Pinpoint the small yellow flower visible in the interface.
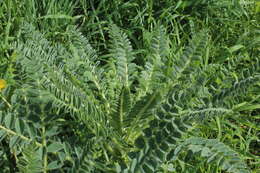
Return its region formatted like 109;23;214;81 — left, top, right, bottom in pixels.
0;79;7;90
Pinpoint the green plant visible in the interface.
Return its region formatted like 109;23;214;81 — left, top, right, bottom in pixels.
0;0;259;172
0;21;259;172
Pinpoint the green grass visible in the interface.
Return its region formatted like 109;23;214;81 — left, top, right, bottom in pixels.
0;0;259;172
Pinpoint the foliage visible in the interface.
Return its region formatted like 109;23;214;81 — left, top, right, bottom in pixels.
0;0;259;172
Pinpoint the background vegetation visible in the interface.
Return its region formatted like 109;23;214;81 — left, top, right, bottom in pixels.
0;0;259;172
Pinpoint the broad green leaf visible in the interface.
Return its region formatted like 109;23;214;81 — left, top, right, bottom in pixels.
111;86;131;133
47;161;62;170
5;113;14;128
201;147;211;157
228;45;244;53
26;124;36;139
47;142;64;153
15;118;25;134
10;136;20;148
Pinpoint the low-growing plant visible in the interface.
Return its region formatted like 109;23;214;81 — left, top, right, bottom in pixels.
0;21;259;172
0;0;259;173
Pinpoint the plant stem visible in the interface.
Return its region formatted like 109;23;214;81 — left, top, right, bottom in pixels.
0;125;42;147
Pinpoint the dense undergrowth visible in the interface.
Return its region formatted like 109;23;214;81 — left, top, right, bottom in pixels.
0;0;259;172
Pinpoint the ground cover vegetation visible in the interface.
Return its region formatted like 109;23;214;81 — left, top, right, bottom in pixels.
0;0;259;172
